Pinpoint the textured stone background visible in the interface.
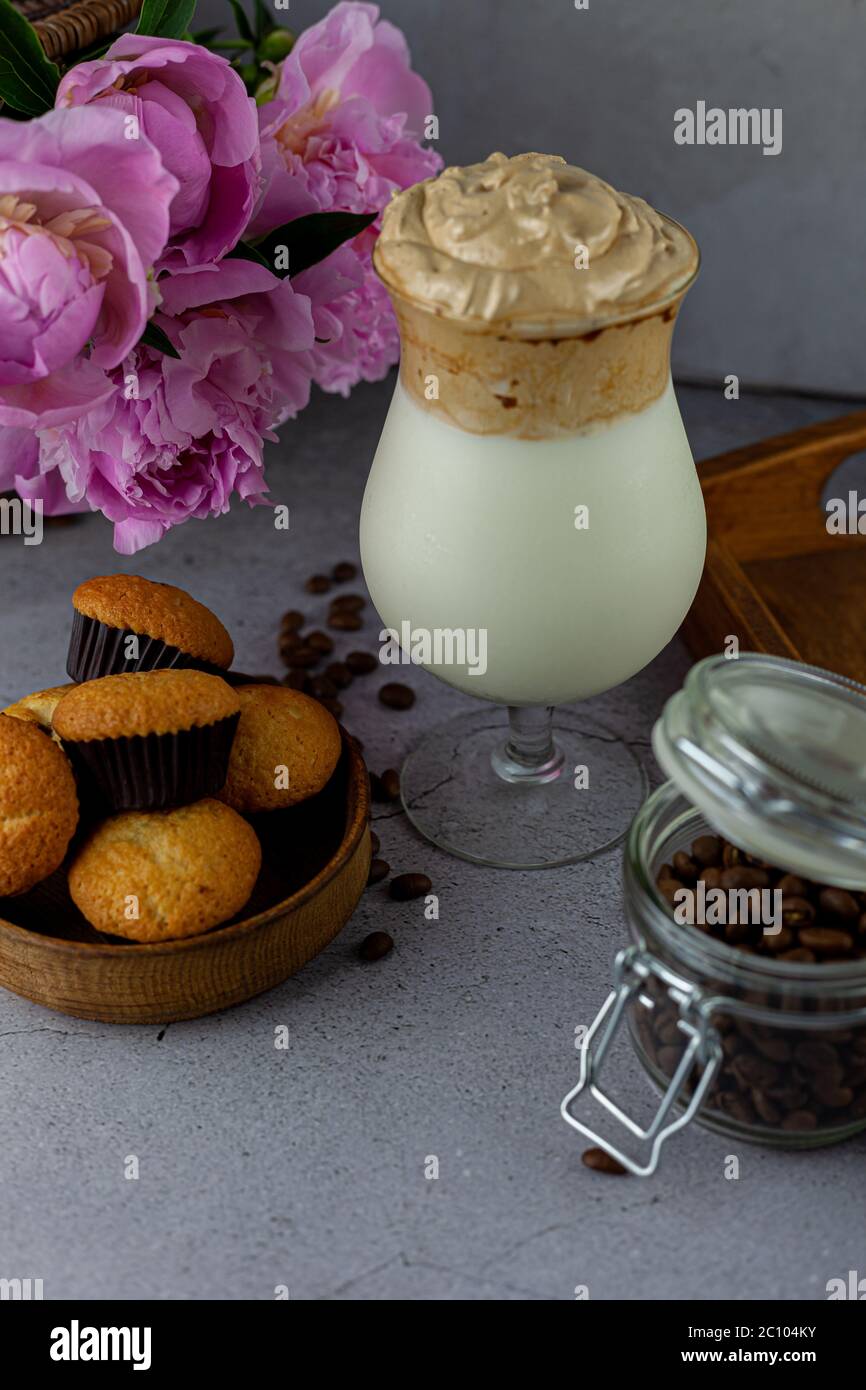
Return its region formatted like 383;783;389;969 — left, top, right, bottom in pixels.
1;375;864;1300
192;0;866;396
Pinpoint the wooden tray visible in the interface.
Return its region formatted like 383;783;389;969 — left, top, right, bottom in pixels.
682;410;866;682
0;732;371;1024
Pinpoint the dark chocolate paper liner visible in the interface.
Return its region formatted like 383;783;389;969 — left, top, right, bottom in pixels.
62;713;240;813
66;611;229;684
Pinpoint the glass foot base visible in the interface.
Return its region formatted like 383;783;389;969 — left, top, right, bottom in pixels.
400;707;648;869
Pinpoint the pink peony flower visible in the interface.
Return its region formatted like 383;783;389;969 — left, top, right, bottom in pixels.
0;105;177;432
57;36;259;273
252;1;442;392
26;258;340;553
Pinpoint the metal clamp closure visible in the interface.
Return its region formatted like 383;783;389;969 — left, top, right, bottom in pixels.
561;945;723;1176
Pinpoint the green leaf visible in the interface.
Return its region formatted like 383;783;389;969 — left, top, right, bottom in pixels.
137;0;197;41
139;321;181;359
209;38;253;50
227;239;271;270
252;0;273;43
0;0;59;116
255;211;378;280
227;0;255;45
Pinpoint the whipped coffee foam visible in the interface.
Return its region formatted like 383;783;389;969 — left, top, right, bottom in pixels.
374;152;698;336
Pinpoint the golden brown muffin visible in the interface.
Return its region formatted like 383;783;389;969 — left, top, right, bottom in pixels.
0;714;79;896
72;575;234;669
53;670;239;743
68;799;262;942
218;685;341;813
3;684;77;730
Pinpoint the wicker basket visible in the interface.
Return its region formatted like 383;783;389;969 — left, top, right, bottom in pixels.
14;0;142;61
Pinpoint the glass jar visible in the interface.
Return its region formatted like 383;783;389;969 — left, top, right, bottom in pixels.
562;653;866;1174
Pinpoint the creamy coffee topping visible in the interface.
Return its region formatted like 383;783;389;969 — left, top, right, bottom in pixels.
374;152;698;336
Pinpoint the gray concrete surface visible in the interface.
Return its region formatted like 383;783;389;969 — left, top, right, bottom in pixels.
0;374;864;1301
193;0;866;398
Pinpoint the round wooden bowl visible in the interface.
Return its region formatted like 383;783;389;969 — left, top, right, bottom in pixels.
0;732;370;1024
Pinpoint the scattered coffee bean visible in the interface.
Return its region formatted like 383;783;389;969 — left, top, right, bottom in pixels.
318;696;343;719
305;574;332;594
581;1147;628;1176
282;669;311;692
328;611;363;632
325;661;353;689
287;645;320;669
310;674;338;701
380;768;400;802
389;873;432;901
346;650;378;676
798;926;854;955
367;858;390;885
332;561;358;582
379;682;415;710
329;593;366;613
359;930;393;962
306;629;335;654
280;609;305;632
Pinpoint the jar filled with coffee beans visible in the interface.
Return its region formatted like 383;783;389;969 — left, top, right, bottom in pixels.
562;654;866;1174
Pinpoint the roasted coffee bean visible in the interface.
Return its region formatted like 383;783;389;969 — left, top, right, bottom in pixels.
332;561;358;582
379;768;401;802
751;1090;782;1126
280;609;305;632
812;1079;854;1109
798;925;854;955
781;1109;818;1132
851;1090;866;1120
390;872;432;901
582;1147;628;1176
857;912;866;937
319;697;344;718
370;831;381;856
287;645;320;669
657;1045;683;1075
760;926;793;953
752;1034;792;1063
780;895;815;928
724;919;751;945
328;611;363;632
379;682;415;710
346;650;378;675
720;866;770;891
359;930;393;961
731;1053;780;1090
722;842;745;868
279;629;302;653
819;887;859;921
656;1019;682;1047
777;947;816;963
656;877;684;908
305;574;332;594
719;1092;758;1125
793;1040;841;1073
777;873;809;897
282;669;311;692
329;593;366;613
307;629;335;654
702;866;723;890
672;850;699;883
367;858;390;885
325;661;353;689
691;834;722;867
310;674;338;701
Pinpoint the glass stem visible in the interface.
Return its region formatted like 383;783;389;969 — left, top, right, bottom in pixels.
491;705;565;785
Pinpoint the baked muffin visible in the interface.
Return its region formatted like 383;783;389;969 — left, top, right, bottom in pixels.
218;685;341;813
0;714;79;896
3;684;76;732
67;574;234;682
68;799;262;942
53;670;240;812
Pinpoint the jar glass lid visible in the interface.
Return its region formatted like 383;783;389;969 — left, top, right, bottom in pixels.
652;653;866;887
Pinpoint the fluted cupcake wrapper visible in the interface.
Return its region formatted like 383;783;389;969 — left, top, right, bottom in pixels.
66;611;229;684
61;714;240;814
